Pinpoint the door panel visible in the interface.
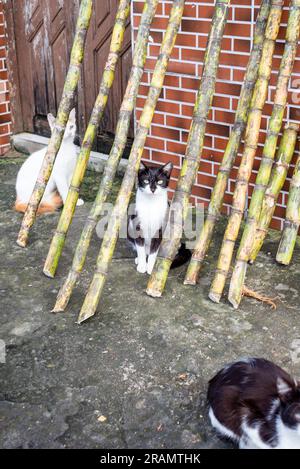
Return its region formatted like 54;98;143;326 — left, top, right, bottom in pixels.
82;0;133;151
13;0;133;150
13;0;73;135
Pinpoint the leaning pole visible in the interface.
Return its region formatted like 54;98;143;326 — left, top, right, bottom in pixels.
184;0;271;285
146;0;231;298
43;0;131;279
53;0;160;313
77;0;186;324
17;0;93;248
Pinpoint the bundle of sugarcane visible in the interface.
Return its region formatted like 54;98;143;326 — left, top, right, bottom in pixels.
276;154;300;265
146;0;231;298
247;124;299;265
16;0;93;248
184;0;272;286
52;0;159;313
209;0;283;304
228;0;300;309
43;0;131;279
77;0;186;324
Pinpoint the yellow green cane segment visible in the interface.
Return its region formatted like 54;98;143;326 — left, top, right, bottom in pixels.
77;0;186;323
44;0;131;278
184;0;272;286
52;0;160;312
17;0;93;248
208;0;283;303
147;0;231;298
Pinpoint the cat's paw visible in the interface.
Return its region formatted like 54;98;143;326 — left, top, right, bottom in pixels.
135;257;138;265
77;198;84;207
137;262;147;274
147;265;154;275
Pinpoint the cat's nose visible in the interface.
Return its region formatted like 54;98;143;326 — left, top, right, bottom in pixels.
151;187;156;193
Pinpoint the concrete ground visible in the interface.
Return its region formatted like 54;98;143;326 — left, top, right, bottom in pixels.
1;152;300;449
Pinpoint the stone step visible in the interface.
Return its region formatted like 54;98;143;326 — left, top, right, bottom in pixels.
11;132;128;176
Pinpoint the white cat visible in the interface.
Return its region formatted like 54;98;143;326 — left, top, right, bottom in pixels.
15;109;84;214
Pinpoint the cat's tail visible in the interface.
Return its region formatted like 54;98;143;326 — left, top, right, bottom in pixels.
171;243;192;269
15;193;63;215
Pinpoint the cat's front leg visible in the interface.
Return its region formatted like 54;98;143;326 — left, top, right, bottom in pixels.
55;176;71;204
57;176;84;206
67;174;84;206
147;250;158;275
136;240;147;274
147;234;161;275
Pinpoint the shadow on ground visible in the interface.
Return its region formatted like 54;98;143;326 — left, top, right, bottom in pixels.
1;153;300;449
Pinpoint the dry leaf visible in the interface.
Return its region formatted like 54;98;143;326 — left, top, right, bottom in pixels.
97;415;107;423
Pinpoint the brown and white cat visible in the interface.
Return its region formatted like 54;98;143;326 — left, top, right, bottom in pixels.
208;358;300;449
128;161;191;275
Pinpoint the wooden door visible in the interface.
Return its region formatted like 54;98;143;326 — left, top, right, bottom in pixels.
12;0;77;136
11;0;132;151
82;0;132;152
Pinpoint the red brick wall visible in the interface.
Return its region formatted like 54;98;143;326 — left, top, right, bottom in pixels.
0;1;12;156
132;0;300;231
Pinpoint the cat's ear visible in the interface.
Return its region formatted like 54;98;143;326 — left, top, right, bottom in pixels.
47;113;56;132
277;377;293;400
139;161;147;172
69;108;76;124
161;162;173;177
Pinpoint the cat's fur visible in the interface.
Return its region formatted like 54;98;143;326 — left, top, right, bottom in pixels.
15;109;84;214
208;358;300;449
128;161;191;275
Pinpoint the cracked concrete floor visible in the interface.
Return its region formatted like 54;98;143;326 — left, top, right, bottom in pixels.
1;153;300;449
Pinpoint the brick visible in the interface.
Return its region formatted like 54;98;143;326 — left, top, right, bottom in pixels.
176;33;197;48
151;151;181;168
151;125;180;142
0;112;11;124
166;88;196;104
0;134;10;145
166;140;186;156
156;100;180;115
145;136;165;151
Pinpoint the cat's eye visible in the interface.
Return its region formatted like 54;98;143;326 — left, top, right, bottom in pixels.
144;179;150;184
157;180;164;185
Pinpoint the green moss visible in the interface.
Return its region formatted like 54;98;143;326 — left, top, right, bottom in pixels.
0;155;26;166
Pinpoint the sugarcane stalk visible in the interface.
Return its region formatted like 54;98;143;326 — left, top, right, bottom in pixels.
16;0;93;248
52;0;159;312
77;0;186;324
276;154;300;265
249;123;299;262
43;0;131;278
145;0;231;298
228;0;300;308
184;0;271;286
209;0;283;304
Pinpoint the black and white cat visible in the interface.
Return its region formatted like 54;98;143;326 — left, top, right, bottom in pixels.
208;358;300;449
128;161;191;275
